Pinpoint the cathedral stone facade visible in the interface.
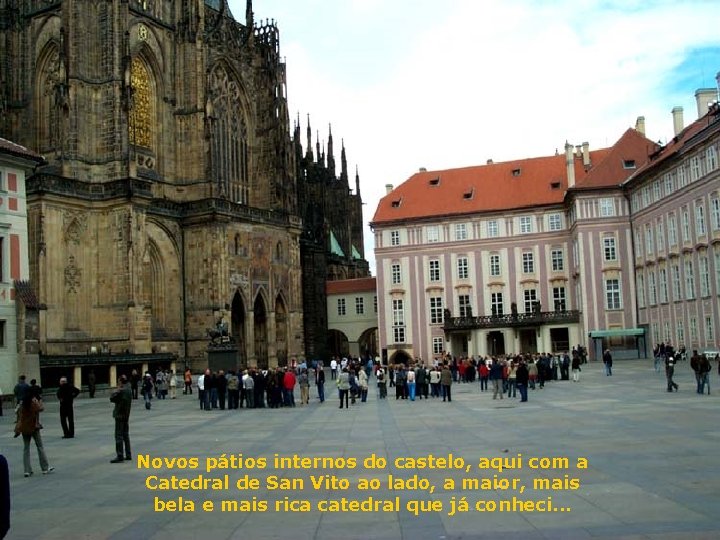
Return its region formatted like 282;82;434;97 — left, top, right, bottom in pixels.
0;0;367;373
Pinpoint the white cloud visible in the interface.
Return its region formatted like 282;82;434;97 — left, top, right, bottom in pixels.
232;0;720;273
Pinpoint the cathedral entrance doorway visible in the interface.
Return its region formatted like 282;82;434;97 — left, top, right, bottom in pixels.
231;291;246;367
254;295;268;368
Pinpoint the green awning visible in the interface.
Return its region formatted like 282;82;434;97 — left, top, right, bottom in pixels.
351;244;362;260
589;328;645;338
329;230;345;257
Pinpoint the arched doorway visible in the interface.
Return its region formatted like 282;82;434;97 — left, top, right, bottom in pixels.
231;291;246;366
327;329;349;359
275;295;288;367
389;350;413;366
254;294;268;368
358;327;379;358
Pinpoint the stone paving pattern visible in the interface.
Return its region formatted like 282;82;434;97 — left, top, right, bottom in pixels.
2;360;719;540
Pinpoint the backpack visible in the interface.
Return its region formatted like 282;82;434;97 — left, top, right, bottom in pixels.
377;369;385;382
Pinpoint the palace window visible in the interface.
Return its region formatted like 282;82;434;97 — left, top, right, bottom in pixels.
491;292;504;316
429;296;444;324
605;279;622;310
457;257;469;280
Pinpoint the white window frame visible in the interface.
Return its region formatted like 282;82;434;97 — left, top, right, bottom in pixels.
457;256;469;280
645;224;654;255
699;254;710;297
599;198;615;217
685;259;695;300
429;259;440;282
603;236;617;262
553;286;566;311
519;216;533;234
523;288;537;313
458;294;471;317
489;253;501;277
337;298;346;316
668;214;678;246
712;197;720;231
707;145;718;172
391;263;401;285
659;268;668;304
696;201;707;236
392;299;405;343
656;220;665;252
486;220;499;238
672;263;682;301
637;272;645;308
605;279;622;310
355;297;364;315
705;316;714;343
429;296;444;324
491;292;504;316
682;210;691;243
390;230;400;246
664;173;673;196
551;249;564;272
648;270;657;305
426;226;439;243
548;213;562;231
432;337;444;355
454;223;467;241
522;251;535;274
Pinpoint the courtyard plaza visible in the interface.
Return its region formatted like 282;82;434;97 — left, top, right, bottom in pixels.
2;359;719;540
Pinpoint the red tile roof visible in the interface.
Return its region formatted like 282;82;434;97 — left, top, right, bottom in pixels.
626;105;720;184
0;137;44;165
371;129;660;225
326;277;376;295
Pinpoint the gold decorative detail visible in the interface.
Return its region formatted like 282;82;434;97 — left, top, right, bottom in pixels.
138;24;149;41
129;57;153;149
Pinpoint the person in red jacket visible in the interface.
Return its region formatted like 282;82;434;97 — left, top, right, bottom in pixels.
282;368;296;407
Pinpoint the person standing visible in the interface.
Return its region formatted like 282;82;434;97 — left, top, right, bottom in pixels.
183;368;193;395
516;360;529;402
227;371;239;409
665;354;679;392
15;395;53;477
406;367;416;401
690;350;703;393
141;373;154;410
490;359;504;399
13;375;29;405
571;353;581;382
440;363;453;402
299;369;310;405
56;377;80;439
376;365;387;399
130;369;140;400
359;368;369;402
87;370;97;398
330;357;338;380
316;364;325;403
603;349;613;376
337;368;350;409
110;375;132;463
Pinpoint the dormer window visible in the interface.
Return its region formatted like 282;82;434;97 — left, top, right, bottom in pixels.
512;168;521;176
429;177;440;186
391;198;402;208
463;188;474;200
623;159;636;169
550;181;561;189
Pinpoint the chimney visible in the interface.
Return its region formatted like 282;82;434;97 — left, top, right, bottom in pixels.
695;88;718;118
385;184;393;195
419;167;427;172
635;116;646;135
486;159;493;165
565;142;575;189
581;142;590;168
672;106;684;136
575;144;581;157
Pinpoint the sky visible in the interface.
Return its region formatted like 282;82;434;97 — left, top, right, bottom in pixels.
228;0;720;275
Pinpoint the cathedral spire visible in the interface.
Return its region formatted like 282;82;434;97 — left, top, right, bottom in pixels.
340;138;348;183
246;0;254;27
355;165;361;196
306;114;313;161
315;131;321;165
327;124;336;177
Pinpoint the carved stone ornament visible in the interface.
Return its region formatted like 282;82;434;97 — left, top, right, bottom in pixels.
63;210;88;245
65;255;81;293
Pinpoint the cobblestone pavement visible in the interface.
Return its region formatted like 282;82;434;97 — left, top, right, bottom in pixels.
1;359;719;540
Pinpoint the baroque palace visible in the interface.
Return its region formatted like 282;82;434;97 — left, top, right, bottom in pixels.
0;0;367;389
372;81;720;365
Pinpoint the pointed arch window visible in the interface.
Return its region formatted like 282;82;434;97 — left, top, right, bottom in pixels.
35;44;64;155
209;66;249;205
129;56;155;150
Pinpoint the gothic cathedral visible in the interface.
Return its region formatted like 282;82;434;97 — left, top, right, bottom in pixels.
0;0;368;370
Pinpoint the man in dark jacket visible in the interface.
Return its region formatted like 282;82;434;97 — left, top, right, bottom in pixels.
516;361;530;402
56;377;80;438
110;375;132;463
